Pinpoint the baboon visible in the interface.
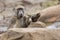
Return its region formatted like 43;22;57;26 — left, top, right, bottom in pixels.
8;8;31;28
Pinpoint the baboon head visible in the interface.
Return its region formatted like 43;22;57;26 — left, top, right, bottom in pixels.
16;8;24;19
31;13;40;22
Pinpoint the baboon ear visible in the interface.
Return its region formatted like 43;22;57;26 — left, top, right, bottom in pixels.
31;13;40;22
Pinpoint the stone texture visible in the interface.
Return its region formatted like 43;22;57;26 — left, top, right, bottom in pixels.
0;0;51;16
0;28;60;40
38;5;60;23
0;2;5;13
28;21;46;28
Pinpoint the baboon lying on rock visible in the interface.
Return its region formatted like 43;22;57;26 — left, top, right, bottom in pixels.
38;5;60;23
9;8;31;28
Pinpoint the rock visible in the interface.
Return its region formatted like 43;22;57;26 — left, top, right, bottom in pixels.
0;14;4;20
38;5;60;23
28;21;46;28
22;0;50;4
0;30;24;40
1;28;60;40
0;20;9;34
0;2;5;13
0;0;51;16
46;22;60;29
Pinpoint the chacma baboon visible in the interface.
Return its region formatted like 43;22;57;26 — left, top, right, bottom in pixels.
15;8;24;19
8;8;31;28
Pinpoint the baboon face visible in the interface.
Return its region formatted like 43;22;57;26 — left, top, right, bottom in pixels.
31;13;40;22
16;8;24;19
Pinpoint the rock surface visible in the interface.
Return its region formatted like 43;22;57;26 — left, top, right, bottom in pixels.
0;0;54;16
28;21;46;28
46;22;60;29
0;28;60;40
38;5;60;23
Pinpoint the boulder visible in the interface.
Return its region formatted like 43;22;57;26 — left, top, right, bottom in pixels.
0;28;60;40
38;5;60;23
28;21;46;28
